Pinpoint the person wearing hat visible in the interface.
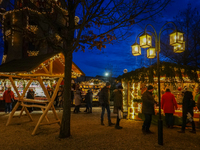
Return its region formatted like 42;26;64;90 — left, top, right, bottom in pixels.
99;82;114;126
113;85;123;129
142;85;157;134
3;87;15;113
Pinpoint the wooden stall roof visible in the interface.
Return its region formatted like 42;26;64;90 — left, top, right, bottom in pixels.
0;52;85;78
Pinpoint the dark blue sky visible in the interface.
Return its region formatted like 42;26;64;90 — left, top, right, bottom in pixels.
73;0;200;77
0;0;199;77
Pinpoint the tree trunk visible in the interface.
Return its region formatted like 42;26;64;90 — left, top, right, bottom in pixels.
59;50;72;138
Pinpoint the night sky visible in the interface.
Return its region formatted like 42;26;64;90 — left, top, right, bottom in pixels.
72;0;200;77
0;0;199;77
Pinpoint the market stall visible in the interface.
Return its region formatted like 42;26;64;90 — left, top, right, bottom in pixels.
0;52;85;135
79;79;106;101
117;62;200;120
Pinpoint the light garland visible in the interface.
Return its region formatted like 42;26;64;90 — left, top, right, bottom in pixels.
1;55;7;64
27;50;39;56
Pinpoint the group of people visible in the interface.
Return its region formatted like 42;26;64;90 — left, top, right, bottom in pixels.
98;82;124;129
3;82;200;133
2;85;64;114
73;84;93;113
72;81;124;130
142;84;200;134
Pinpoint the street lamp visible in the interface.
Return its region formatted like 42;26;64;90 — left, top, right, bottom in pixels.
105;72;109;76
132;22;185;145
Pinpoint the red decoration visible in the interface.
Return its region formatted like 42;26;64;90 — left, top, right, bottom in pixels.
178;87;182;91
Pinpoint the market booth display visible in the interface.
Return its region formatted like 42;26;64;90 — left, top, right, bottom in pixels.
117;62;200;120
0;52;84;135
79;79;106;101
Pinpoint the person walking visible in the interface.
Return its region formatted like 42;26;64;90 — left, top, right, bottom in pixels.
142;85;156;134
74;84;82;113
3;87;15;113
84;89;93;113
178;87;196;133
161;88;178;128
113;85;123;129
99;82;114;126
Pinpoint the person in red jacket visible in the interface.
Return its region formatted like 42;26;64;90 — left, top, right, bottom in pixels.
161;88;178;128
3;87;15;113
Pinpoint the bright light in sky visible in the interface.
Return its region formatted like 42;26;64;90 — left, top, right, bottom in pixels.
105;72;109;76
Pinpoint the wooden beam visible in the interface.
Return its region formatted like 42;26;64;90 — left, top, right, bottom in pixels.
9;77;20;98
49;59;53;75
6;102;20;126
41;63;50;74
41;108;50;123
37;77;51;101
19;99;48;104
21;104;47;109
50;78;63;124
21;79;33;99
17;73;64;78
0;73;36;79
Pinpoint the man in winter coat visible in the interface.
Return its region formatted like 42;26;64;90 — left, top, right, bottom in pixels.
161;89;178;128
99;82;114;126
142;85;156;134
113;85;123;129
3;87;15;113
178;87;196;133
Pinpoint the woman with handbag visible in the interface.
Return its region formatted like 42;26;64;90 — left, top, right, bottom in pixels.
3;87;15;113
113;85;123;129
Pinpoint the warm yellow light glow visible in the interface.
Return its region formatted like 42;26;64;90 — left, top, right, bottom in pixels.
147;47;156;58
139;33;152;48
170;31;184;46
173;41;185;53
131;43;141;56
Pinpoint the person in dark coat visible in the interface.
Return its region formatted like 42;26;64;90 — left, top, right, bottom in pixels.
113;85;123;129
142;85;157;134
26;88;35;113
161;89;178;128
84;89;93;113
178;87;196;133
99;82;114;126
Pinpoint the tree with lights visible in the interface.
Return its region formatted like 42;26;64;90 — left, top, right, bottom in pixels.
0;0;172;138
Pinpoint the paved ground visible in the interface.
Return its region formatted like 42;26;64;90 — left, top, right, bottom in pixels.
0;107;200;150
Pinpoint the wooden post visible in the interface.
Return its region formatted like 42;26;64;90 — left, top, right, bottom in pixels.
41;63;50;74
32;77;63;135
49;59;53;75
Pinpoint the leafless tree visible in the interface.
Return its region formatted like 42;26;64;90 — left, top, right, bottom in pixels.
160;4;200;67
0;0;172;138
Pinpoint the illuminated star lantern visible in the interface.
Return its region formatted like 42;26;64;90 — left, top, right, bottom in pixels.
131;43;141;56
139;33;152;48
147;47;156;58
